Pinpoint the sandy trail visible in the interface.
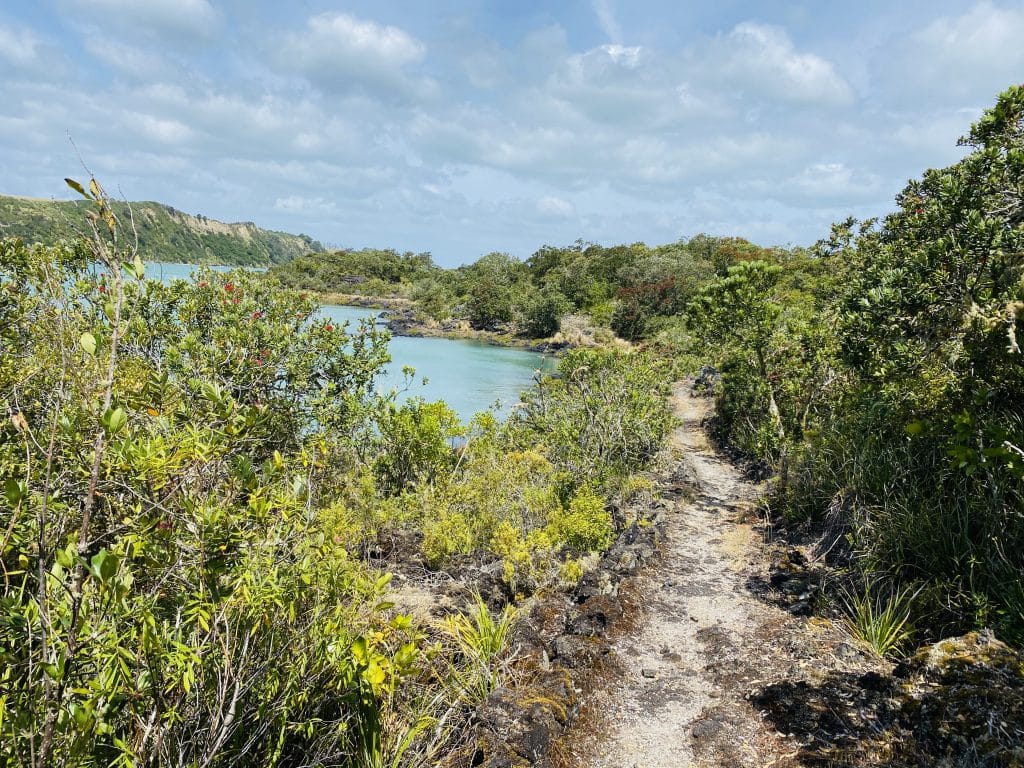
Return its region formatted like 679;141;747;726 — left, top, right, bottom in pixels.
561;382;777;767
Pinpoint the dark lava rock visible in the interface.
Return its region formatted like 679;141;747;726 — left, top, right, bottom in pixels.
550;634;606;668
691;717;725;741
475;686;565;768
568;594;623;637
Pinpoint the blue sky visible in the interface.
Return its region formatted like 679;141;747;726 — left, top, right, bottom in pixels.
1;1;1022;265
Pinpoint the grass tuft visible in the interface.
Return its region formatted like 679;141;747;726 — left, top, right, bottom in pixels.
840;578;920;658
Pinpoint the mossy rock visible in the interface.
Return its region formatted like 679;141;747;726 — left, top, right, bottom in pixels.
897;630;1024;766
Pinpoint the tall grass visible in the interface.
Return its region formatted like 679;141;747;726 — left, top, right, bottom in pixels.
779;397;1024;645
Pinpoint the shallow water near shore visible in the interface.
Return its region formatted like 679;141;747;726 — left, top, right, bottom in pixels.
147;262;552;422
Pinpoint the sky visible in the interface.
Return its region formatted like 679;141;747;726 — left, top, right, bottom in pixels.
1;1;1022;266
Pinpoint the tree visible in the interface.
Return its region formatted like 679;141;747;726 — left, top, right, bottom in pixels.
466;277;514;330
519;289;569;338
687;260;786;445
825;84;1024;466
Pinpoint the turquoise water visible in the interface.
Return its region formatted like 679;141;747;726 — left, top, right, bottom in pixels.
143;262;264;280
146;263;551;422
321;304;551;422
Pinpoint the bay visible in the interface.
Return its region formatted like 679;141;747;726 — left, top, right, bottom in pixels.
146;262;552;422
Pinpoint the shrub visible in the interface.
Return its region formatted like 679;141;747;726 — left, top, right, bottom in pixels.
547;485;615;552
519;289;569;338
0;184;419;767
373;399;465;494
514;348;675;487
466;277;514;329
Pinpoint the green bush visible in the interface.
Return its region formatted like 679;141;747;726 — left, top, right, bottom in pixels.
0;186;431;767
466;277;514;329
514;348;675;487
519;289;569;338
547;485;615;552
373;399;465;494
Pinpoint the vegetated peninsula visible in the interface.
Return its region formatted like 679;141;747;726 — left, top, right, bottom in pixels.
268;236;784;348
0;194;322;266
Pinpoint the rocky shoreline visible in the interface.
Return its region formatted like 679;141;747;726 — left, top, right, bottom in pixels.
317;291;572;352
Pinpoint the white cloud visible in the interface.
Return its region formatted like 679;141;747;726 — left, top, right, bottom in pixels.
915;1;1024;62
84;37;169;78
274;13;427;98
0;22;40;68
879;2;1024;105
592;0;623;43
784;162;882;202
602;44;642;67
131;114;195;145
713;22;855;105
5;3;1021;265
275;195;337;215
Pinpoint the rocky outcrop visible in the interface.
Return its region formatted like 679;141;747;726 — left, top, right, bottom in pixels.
897;630;1024;766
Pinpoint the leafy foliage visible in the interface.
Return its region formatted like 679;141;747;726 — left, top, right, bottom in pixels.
269;232;784;342
271;247;438;296
0;182;418;767
514;348;675;487
686;86;1024;646
0;174;684;767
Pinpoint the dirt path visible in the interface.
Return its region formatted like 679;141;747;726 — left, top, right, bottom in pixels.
557;382;867;768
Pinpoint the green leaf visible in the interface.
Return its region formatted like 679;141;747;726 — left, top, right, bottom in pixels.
102;407;128;435
56;547;75;569
90;549;121;583
201;382;222;403
4;478;26;505
394;642;419;671
351;637;369;666
101;552;120;581
80;332;97;356
133;254;145;280
365;661;386;691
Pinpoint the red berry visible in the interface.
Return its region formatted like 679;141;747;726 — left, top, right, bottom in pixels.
224;283;234;292
325;324;334;332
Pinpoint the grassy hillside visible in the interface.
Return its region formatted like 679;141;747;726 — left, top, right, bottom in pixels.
0;194;323;266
